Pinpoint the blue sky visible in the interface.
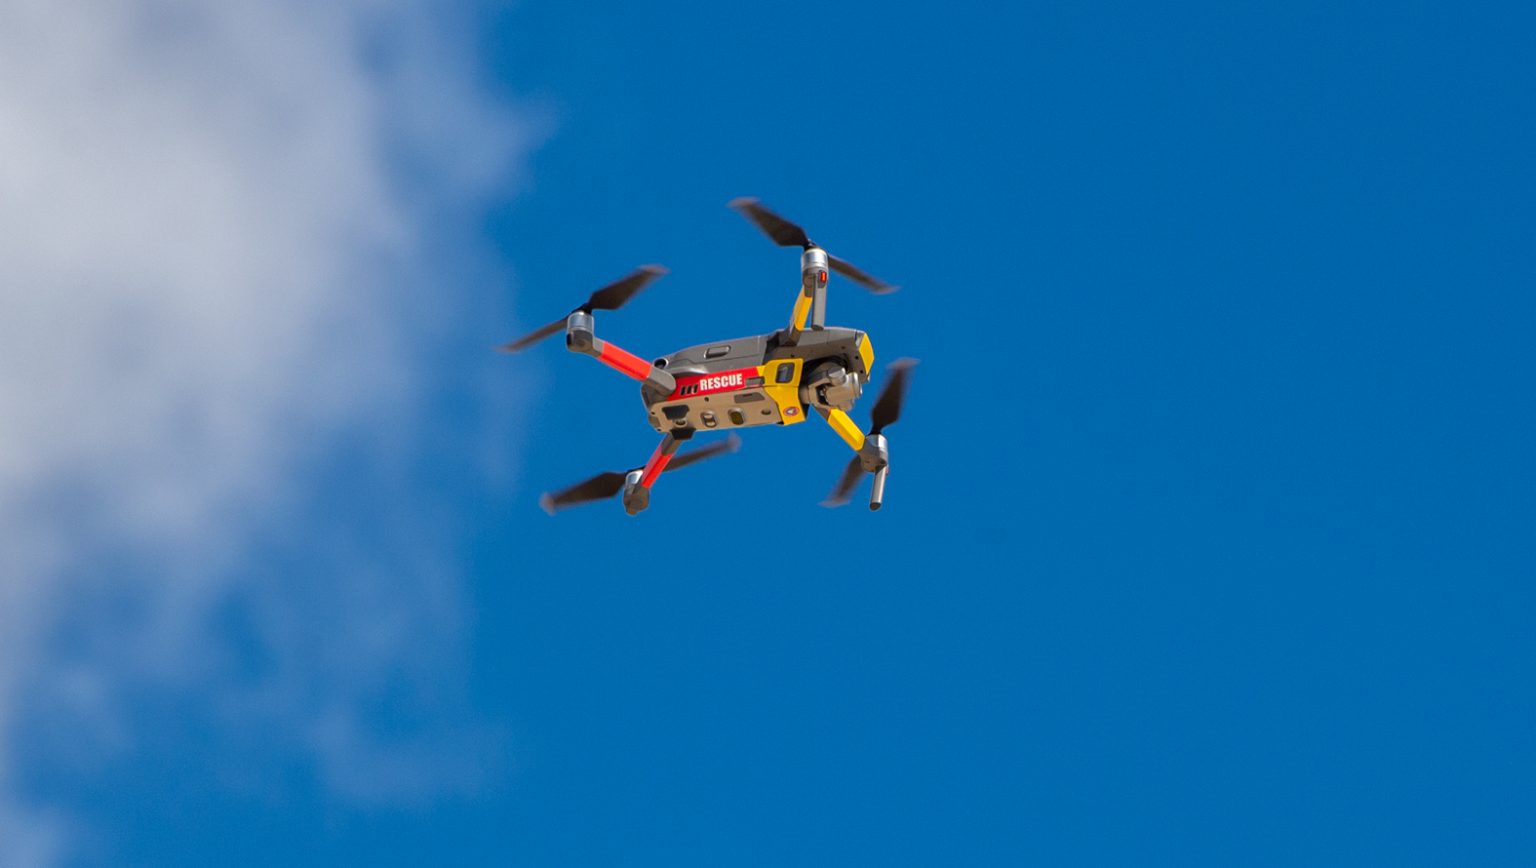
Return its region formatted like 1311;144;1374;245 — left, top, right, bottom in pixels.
2;1;1532;865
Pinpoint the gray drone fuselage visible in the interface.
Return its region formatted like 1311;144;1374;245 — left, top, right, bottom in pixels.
641;326;873;434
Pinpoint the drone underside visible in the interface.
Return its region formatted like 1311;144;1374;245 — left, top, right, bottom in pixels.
642;327;873;434
500;199;914;515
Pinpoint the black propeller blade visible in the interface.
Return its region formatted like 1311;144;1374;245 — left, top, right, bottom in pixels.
822;358;918;507
585;265;667;311
869;357;917;434
821;456;865;508
666;433;742;472
728;197;810;248
498;318;565;353
498;265;667;353
828;254;897;294
729;198;897;293
539;434;742;514
539;471;628;514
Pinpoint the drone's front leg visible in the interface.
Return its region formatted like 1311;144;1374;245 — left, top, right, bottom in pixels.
621;430;689;515
564;311;676;395
814;407;891;509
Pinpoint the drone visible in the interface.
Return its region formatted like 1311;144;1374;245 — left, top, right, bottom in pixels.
499;198;914;516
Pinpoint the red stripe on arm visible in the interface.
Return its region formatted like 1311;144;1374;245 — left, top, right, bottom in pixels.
639;444;675;488
596;341;655;381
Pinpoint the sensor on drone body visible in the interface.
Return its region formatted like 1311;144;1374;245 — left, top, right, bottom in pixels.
499;198;915;515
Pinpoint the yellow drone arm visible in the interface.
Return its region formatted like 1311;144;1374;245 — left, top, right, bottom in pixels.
815;406;866;453
787;285;813;339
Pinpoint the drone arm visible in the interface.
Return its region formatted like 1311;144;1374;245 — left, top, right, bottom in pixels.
787;288;813;337
565;311;676;394
817;406;866;453
783;248;829;346
621;431;688;515
815;406;891;511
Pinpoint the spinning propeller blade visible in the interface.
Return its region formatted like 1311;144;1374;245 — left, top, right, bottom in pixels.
666;433;742;472
821;456;865;508
729;198;896;293
539;434;742;514
869;357;917;434
498;265;667;353
540;472;628;514
586;264;668;311
728;197;810;248
829;254;898;294
498;318;565;353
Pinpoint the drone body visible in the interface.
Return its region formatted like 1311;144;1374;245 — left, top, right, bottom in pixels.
640;326;873;433
501;199;914;516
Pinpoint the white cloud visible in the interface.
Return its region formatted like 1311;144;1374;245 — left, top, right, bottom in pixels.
0;0;533;861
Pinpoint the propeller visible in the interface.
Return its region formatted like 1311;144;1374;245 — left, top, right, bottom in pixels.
498;265;667;353
664;434;742;472
539;434;742;514
822;358;917;507
728;198;898;294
